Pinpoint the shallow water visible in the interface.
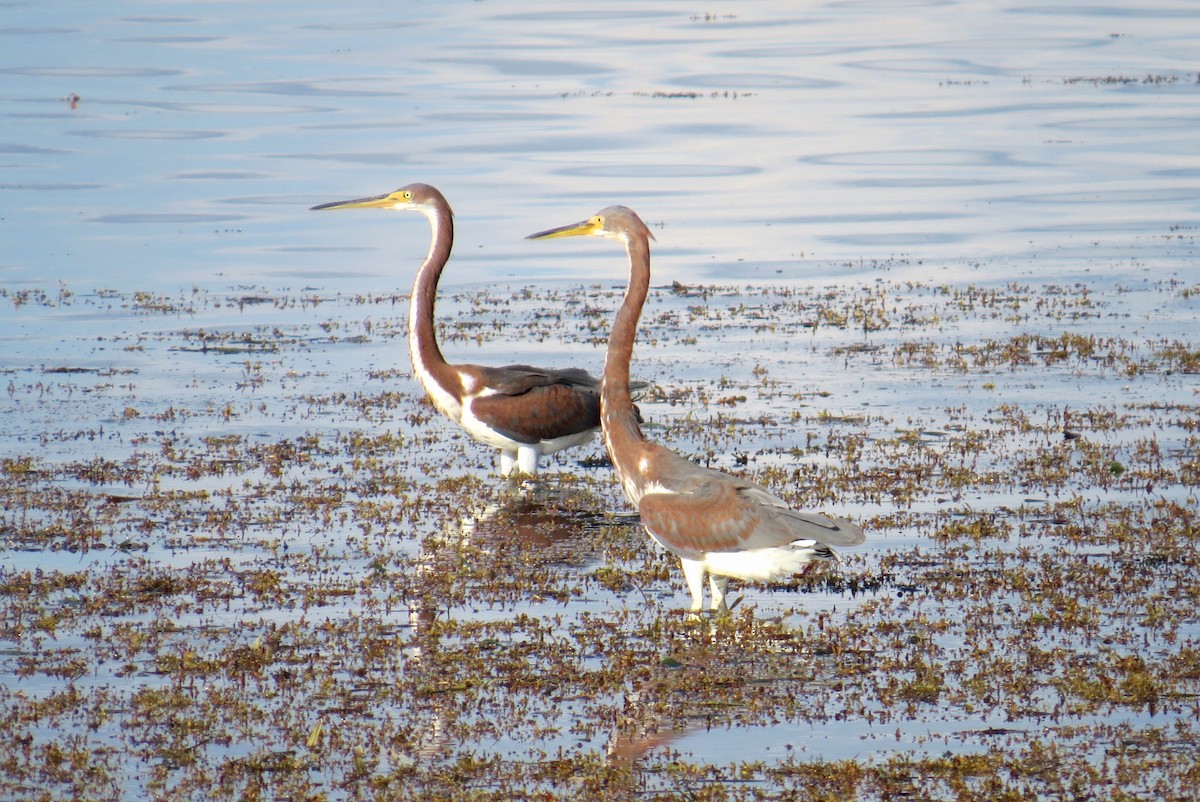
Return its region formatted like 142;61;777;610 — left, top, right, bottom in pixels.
3;1;1200;800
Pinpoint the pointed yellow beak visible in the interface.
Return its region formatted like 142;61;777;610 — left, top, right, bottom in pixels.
310;192;397;212
525;217;603;240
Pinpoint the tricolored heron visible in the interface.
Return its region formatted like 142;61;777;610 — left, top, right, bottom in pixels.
527;206;865;612
311;184;615;477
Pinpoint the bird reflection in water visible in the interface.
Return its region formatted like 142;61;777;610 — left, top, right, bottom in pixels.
406;486;609;623
400;487;833;775
407;492;609;632
400;485;614;762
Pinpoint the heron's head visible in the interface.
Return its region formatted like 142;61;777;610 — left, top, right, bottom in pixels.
526;205;655;244
310;183;447;214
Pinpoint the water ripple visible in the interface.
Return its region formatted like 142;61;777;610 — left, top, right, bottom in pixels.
428;56;606;78
800;149;1035;169
0;182;102;191
671;72;838;90
88;212;249;224
0;27;82;35
844;57;1012;77
166;80;403;98
67;129;227;141
0;66;184;78
556;163;760;179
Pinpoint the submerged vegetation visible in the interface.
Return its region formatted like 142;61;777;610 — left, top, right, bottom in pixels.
1;274;1198;800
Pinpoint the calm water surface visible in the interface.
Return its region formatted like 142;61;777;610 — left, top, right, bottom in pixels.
3;0;1197;294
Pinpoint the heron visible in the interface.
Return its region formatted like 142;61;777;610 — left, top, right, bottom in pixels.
527;206;865;613
311;184;623;477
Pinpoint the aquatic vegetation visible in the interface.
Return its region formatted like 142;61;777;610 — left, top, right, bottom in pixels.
0;275;1197;800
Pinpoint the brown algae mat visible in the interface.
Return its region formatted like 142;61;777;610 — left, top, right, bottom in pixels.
1;272;1199;800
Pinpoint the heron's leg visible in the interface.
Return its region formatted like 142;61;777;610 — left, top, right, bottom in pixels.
680;559;706;612
499;451;517;477
516;446;540;476
709;575;729;612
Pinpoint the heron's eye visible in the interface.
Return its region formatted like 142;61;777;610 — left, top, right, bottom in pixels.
402;191;412;200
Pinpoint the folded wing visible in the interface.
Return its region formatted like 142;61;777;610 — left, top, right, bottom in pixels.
637;454;863;557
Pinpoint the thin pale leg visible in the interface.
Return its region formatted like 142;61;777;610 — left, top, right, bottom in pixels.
499;451;517;477
516;445;540;476
681;558;706;612
709;575;729;612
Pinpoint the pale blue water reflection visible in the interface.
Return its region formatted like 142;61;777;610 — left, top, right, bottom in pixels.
2;0;1197;295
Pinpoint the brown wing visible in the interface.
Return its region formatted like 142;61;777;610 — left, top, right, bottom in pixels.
480;364;650;412
467;372;601;444
637;454;862;557
482;364;602;395
639;478;759;556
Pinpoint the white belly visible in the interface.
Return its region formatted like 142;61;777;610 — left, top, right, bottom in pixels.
459;405;596;455
701;542;821;582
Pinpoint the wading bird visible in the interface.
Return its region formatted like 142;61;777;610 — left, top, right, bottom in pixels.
312;184;621;477
527;207;864;612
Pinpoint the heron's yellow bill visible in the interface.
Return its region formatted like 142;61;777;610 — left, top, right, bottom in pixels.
310;192;399;212
525;217;604;240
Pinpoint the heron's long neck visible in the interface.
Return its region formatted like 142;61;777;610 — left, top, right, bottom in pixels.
408;202;457;398
602;234;651;481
